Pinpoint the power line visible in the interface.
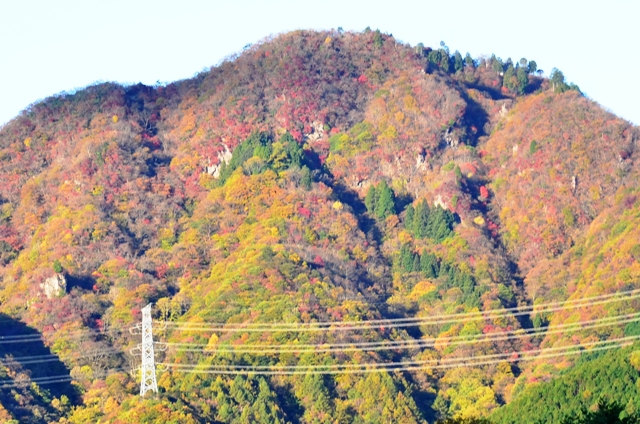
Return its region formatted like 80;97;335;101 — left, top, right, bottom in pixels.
160;290;640;333
0;347;123;366
158;336;639;375
0;367;130;389
0;377;75;389
0;326;124;344
161;312;640;354
3;342;620;384
166;288;640;328
163;336;639;370
164;289;640;329
0;328;106;340
161;337;637;373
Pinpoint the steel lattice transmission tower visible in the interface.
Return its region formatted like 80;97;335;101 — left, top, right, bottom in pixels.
139;303;158;396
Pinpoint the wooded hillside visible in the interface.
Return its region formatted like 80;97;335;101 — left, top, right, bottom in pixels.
0;28;638;423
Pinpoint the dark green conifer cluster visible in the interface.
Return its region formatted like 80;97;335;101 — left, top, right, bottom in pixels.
491;344;640;424
398;245;481;307
365;180;396;219
218;131;306;185
404;199;455;242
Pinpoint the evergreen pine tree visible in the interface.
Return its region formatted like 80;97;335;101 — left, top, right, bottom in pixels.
458;272;474;295
444;264;457;290
373;29;383;48
516;66;529;94
439;49;451;73
465;52;475;68
503;64;516;91
365;184;378;214
433;253;441;276
405;204;415;231
280;132;304;168
413;199;430;238
533;314;543;328
428;206;455;242
300;166;312;190
439;262;450;282
375;180;395;219
454;165;463;180
412;254;421;272
53;259;63;273
491;55;504;74
550;68;568;92
399;244;414;272
453;51;464;72
428;50;442;68
217;160;231;185
420;251;437;278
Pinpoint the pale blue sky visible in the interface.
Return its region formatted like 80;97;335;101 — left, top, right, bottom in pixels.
1;0;637;126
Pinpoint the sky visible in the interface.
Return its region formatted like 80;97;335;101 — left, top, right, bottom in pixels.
1;0;638;126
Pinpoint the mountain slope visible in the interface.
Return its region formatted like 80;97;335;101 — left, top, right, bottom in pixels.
0;28;638;423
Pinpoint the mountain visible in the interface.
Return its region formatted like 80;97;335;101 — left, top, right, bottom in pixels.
0;28;639;423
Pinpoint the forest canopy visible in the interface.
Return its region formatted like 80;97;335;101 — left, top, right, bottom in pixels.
0;27;637;423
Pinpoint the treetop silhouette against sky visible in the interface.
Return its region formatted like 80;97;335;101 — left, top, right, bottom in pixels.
1;0;638;126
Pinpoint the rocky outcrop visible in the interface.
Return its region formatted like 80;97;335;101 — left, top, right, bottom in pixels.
206;145;233;178
40;273;66;299
304;121;325;143
434;194;447;209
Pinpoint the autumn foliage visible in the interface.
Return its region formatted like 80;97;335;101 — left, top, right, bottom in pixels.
0;28;638;423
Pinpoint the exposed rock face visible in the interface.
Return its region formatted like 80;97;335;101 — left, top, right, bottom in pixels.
304;121;325;143
206;145;233;178
500;102;509;117
40;273;66;299
416;153;427;171
434;194;447;209
443;127;459;148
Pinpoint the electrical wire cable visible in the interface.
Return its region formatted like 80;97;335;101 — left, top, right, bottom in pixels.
162;335;640;370
164;289;640;329
160;312;640;354
159;289;640;333
158;336;640;375
0;376;75;389
0;326;125;344
0;367;131;389
167;288;640;328
0;347;124;366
